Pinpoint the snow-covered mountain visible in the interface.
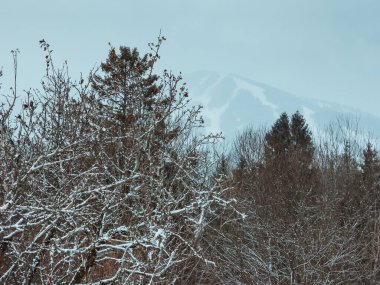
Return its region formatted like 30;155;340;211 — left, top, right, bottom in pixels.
185;71;380;140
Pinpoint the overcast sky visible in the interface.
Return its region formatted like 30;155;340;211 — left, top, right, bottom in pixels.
1;0;380;118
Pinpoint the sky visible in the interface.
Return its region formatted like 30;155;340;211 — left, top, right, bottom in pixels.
1;0;380;118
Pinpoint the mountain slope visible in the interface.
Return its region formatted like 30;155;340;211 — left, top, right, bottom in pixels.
185;71;380;140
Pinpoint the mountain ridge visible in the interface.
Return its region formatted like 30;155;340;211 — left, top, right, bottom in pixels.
184;70;380;141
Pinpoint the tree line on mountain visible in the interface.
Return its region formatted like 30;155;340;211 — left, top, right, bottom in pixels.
0;38;380;284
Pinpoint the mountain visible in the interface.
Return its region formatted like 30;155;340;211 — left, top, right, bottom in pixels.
184;71;380;141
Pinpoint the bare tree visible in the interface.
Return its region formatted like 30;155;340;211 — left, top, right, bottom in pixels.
0;38;242;284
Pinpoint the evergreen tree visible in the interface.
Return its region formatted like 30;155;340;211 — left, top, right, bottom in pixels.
290;111;312;147
215;154;230;178
264;112;291;163
233;155;248;191
261;111;317;221
264;111;314;166
361;142;380;192
91;45;160;118
290;111;314;166
0;39;243;284
336;141;362;217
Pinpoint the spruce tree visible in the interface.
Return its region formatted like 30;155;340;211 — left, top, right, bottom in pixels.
290;111;312;147
361;142;380;192
261;111;316;221
290;111;314;167
264;111;314;165
264;112;291;163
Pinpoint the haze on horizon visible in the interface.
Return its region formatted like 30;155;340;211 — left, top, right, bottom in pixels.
1;0;379;119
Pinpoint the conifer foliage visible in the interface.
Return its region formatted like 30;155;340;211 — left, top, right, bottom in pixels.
362;142;380;192
264;112;291;162
0;38;240;284
264;111;313;165
224;113;380;284
261;112;316;219
1;39;380;284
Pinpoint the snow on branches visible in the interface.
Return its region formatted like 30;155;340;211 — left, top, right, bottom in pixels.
0;38;240;284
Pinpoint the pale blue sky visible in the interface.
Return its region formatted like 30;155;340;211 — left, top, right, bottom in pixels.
1;0;380;118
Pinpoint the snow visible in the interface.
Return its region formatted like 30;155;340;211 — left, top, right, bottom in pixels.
186;71;380;141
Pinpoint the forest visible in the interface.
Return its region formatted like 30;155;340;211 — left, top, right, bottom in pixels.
1;37;380;284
